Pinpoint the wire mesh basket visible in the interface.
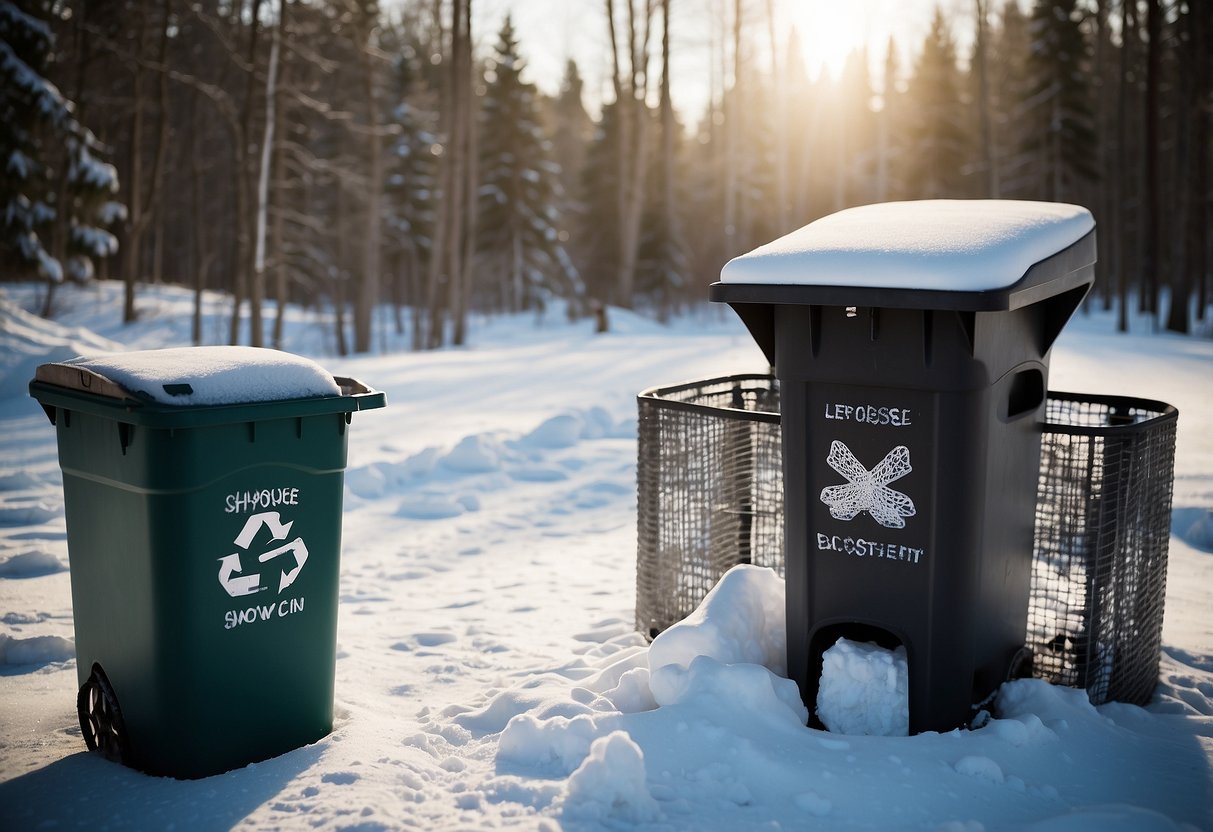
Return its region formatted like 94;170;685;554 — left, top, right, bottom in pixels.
635;375;1178;706
1028;392;1178;705
635;375;783;638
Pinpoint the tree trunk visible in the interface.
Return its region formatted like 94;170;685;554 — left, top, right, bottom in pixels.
1142;0;1161;319
1116;0;1134;332
722;0;740;257
975;0;998;197
251;0;282;349
451;0;474;347
604;0;649;312
354;6;383;354
659;0;678;321
1166;2;1199;334
764;0;789;229
1194;2;1212;322
123;2;148;323
229;0;263;346
271;101;287;350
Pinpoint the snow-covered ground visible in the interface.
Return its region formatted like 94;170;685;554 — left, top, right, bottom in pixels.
0;280;1210;831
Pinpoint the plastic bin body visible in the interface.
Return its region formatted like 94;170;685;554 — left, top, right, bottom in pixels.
31;373;383;778
710;201;1095;733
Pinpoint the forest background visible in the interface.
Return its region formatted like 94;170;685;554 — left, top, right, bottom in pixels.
2;0;1210;354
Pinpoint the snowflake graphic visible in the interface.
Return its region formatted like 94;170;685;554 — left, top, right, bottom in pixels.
819;440;916;529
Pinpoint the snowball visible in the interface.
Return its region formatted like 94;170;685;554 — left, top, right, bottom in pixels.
721;200;1094;292
59;346;341;406
816;638;909;737
562;732;660;823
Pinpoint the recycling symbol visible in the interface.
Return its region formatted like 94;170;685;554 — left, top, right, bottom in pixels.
217;511;309;597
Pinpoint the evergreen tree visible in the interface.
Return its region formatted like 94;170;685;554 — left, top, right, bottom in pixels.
0;0;123;286
384;43;438;313
636;112;687;320
836;49;878;208
548;59;592;222
990;0;1035;197
475;16;581;313
904;8;969;198
1021;0;1097;201
877;36;906;201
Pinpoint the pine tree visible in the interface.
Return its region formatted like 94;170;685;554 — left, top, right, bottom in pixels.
547;59;593;306
475;16;581;314
0;1;123;288
1021;0;1097;202
904;8;969;198
384;43;438;329
990;0;1035;197
549;60;592;223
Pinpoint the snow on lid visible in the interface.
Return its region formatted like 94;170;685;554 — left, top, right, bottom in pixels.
720;200;1095;292
63;346;341;406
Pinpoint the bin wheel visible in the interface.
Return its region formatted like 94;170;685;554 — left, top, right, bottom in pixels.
77;663;129;765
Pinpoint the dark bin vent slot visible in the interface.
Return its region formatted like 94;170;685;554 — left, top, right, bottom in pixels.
162;383;194;397
921;310;934;366
1006;369;1045;420
117;422;132;455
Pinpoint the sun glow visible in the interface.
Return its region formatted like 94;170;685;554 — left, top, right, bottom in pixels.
785;0;875;82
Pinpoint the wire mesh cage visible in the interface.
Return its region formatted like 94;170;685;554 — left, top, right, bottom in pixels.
636;376;1178;705
1027;392;1178;705
635;375;783;639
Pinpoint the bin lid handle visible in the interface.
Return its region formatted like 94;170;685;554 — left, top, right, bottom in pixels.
334;376;373;396
34;363;133;401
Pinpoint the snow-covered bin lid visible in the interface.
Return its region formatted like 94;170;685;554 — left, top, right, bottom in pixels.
31;345;384;429
713;200;1096;312
37;346;343;406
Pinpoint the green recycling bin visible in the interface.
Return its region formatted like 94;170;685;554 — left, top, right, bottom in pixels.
29;346;385;779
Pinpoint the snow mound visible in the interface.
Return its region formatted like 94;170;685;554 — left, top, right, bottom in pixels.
816;637;910;736
521;413;584;449
648;564;787;679
395;494;469;520
0;501;60;526
1173;507;1213;552
499;713;604;774
440;434;503;473
0;295;123;401
561;732;660;823
58;346;341;405
721;199;1094;291
0;550;66;578
0;633;74;665
1021;804;1188;832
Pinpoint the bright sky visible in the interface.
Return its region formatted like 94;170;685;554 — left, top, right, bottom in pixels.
465;0;976;124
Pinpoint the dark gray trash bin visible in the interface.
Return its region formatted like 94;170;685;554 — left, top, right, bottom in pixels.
710;200;1096;733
